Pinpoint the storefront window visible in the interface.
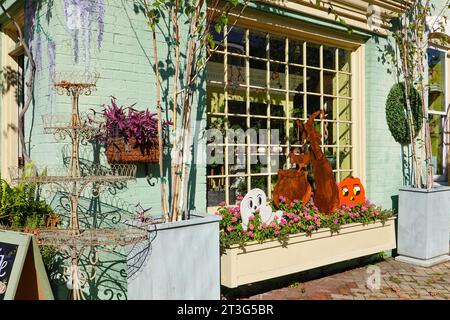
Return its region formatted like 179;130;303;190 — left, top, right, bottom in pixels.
206;25;354;207
428;47;448;179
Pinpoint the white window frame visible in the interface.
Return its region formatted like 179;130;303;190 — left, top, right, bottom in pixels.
206;21;366;211
427;45;450;182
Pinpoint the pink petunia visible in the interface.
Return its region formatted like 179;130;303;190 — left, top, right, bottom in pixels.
279;195;287;203
219;201;226;206
231;217;237;223
226;226;234;232
262;223;268;229
247;231;254;238
316;220;321;227
333;218;338;225
308;225;314;231
293;199;299;204
248;215;255;221
237;195;244;200
249;224;255;231
293;216;299;222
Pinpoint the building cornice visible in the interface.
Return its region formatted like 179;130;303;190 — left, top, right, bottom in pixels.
254;0;413;35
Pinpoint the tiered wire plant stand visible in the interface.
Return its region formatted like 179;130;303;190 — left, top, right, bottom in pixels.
9;72;150;300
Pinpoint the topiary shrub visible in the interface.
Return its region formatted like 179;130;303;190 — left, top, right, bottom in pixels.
385;82;422;145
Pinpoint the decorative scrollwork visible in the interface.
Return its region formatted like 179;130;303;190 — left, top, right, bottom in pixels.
53;71;99;96
24;72;150;300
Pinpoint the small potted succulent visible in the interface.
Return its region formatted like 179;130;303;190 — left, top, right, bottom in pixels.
94;97;159;164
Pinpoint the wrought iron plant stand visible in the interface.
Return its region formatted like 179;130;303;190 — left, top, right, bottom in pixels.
9;72;149;300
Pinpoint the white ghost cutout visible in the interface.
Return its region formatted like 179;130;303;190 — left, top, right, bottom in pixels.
240;188;284;231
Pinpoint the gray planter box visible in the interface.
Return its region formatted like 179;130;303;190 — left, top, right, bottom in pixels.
127;213;221;300
396;186;450;267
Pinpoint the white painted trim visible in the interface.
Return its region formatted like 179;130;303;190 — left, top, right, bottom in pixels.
1;32;20;181
351;44;366;185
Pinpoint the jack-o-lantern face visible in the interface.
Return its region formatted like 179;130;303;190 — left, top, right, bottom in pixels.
338;177;365;207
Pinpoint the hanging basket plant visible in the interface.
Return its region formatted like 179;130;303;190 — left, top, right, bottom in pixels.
385;82;423;145
95;97;160;164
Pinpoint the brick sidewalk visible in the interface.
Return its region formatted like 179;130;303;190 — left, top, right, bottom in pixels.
245;258;450;300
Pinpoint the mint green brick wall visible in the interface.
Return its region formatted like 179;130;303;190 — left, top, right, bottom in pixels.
15;0;207;300
364;0;449;210
24;0;206;215
364;36;403;210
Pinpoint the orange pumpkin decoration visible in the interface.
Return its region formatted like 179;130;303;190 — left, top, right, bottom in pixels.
338;176;365;207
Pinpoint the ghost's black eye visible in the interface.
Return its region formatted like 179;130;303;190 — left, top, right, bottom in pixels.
257;195;262;206
353;185;361;196
342;187;349;197
248;200;253;210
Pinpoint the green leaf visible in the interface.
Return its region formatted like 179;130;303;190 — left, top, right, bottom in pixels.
214;24;223;34
219;14;228;26
208;35;216;50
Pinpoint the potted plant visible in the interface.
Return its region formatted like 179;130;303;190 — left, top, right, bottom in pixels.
219;197;396;288
95;97;160;164
384;2;450;267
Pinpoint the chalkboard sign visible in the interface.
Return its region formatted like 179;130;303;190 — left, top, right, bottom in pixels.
0;242;19;299
0;230;53;300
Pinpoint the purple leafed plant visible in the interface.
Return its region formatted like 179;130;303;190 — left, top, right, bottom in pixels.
95;97;158;147
135;203;152;223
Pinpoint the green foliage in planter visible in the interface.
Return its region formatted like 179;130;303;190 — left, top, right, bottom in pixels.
217;197;394;254
0;179;52;229
385;82;422;145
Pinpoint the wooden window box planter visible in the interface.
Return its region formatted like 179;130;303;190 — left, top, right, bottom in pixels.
221;217;396;288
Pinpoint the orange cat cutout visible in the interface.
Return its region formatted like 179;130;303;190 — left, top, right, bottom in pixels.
338;176;366;207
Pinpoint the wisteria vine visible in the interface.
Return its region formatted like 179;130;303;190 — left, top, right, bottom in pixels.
63;0;105;67
25;0;57;110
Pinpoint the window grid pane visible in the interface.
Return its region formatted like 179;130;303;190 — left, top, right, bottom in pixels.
207;26;354;207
